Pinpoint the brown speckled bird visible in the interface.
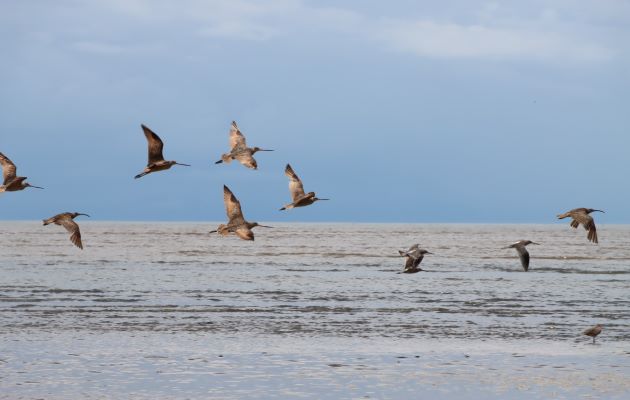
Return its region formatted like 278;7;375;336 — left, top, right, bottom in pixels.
557;208;604;244
43;212;90;249
280;164;328;211
0;152;43;193
215;121;273;170
210;185;272;241
134;124;190;179
583;324;602;344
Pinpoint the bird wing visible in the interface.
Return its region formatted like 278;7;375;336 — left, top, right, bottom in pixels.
235;227;254;241
0;152;17;185
234;152;257;169
573;212;598;243
141;124;165;164
515;246;530;271
285;164;305;202
404;254;424;271
223;185;245;225
229;121;247;150
58;218;83;249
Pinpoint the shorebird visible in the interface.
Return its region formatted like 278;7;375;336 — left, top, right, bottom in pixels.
583;324;603;344
134;124;190;179
398;244;432;273
557;208;604;244
215;121;273;170
210;185;272;241
43;212;89;249
504;240;539;271
0;152;43;193
279;164;328;210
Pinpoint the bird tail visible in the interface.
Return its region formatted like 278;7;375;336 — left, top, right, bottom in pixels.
557;212;570;219
0;185;5;193
42;218;53;226
398;250;409;257
134;171;148;179
220;154;232;164
279;204;294;211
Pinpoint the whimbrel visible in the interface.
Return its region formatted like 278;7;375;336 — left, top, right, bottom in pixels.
215;121;273;170
134;124;190;179
0;152;43;193
557;208;604;243
43;212;89;249
280;164;328;210
398;244;432;273
209;185;272;241
583;324;602;344
504;240;539;271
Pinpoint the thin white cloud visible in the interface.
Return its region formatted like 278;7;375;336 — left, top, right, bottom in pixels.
375;20;613;63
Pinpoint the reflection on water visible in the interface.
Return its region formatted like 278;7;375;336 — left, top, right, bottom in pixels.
1;222;629;399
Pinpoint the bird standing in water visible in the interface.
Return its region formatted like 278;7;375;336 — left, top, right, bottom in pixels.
583;324;603;344
557;208;604;244
0;152;43;193
134;124;190;179
215;121;273;170
210;185;273;241
43;212;89;249
504;240;539;271
398;244;432;273
280;164;328;210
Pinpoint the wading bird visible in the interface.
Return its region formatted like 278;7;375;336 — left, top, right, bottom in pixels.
280;164;328;210
504;240;539;271
583;324;603;344
210;185;272;241
557;208;604;244
43;212;89;249
134;124;190;179
398;244;432;273
215;121;273;170
0;152;43;193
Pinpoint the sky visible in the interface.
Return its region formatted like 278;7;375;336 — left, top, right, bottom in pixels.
0;0;628;223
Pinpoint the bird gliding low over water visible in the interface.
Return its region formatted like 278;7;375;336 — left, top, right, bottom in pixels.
209;185;273;241
215;121;273;170
557;208;604;244
134;124;190;179
280;164;329;210
504;240;539;271
398;244;432;273
42;212;89;249
0;152;44;193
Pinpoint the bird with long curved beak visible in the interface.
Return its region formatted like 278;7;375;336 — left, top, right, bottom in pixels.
0;152;44;193
557;208;604;244
43;212;90;249
210;185;273;241
504;240;539;271
279;164;329;210
134;124;190;179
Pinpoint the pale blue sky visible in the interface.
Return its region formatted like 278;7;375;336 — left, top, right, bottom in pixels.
1;1;628;222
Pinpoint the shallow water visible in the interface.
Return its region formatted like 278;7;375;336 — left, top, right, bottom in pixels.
1;222;629;399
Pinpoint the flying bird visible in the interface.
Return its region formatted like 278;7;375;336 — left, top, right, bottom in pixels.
583;324;603;344
134;124;190;179
280;164;329;210
215;121;273;170
210;185;272;241
398;244;432;273
43;212;89;249
557;208;604;244
504;240;539;271
0;152;43;193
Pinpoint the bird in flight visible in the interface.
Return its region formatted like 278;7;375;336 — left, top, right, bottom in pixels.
398;244;432;273
280;164;328;211
557;208;604;244
43;212;89;249
504;240;539;271
215;121;273;170
134;124;190;179
210;185;273;241
0;152;43;193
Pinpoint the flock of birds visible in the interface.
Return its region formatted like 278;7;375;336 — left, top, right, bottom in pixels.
0;121;607;343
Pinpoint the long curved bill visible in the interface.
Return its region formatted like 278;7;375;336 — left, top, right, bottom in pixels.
176;163;191;167
258;225;274;228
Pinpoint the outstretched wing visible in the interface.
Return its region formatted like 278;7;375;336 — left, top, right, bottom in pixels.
141;124;165;164
235;227;254;241
0;152;17;185
573;212;598;243
58;218;83;249
229;121;247;150
515;246;530;271
223;185;245;225
285;164;305;202
234;152;257;169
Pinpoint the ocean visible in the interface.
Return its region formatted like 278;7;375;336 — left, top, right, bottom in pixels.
1;222;629;399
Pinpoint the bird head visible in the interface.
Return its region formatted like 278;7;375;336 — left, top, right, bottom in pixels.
525;240;540;246
72;213;90;218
